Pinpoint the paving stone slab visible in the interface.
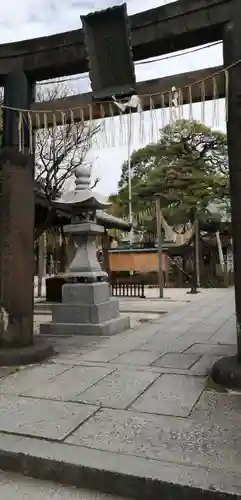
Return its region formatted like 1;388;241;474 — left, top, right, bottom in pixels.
112;350;161;366
138;339;193;353
191;390;241;424
190;355;223;375
65;407;241;471
152;353;201;369
188;323;226;334
0;394;98;440
0;363;71;395
210;328;237;345
131;374;205;416
179;329;218;343
60;359;191;375
75;369;160;409
23;366;114;400
75;349;123;363
184;343;236;356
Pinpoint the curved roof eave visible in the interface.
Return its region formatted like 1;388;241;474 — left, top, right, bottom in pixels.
35;189;131;231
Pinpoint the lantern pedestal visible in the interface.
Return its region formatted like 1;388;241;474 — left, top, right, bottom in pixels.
40;279;130;337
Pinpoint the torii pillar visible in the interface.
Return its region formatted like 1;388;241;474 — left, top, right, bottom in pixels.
211;1;241;387
0;71;35;347
223;8;241;359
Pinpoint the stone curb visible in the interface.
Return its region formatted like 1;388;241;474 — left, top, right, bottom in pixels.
0;434;239;499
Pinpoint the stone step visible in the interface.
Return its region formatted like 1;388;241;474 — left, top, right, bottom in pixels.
0;433;239;500
0;470;128;500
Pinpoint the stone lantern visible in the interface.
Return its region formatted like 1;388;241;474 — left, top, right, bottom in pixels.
40;165;130;336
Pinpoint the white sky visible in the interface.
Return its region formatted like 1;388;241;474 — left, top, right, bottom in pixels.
0;0;225;195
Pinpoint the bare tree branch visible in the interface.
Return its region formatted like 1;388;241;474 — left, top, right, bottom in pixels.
34;81;99;239
90;177;100;190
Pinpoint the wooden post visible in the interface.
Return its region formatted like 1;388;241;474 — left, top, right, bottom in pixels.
0;71;35;347
188;210;199;294
155;196;164;298
223;4;241;359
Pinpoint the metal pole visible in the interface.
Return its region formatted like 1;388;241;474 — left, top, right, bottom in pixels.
156;196;164;298
128;110;133;246
195;218;200;287
53;134;57;192
37;232;46;297
216;230;225;272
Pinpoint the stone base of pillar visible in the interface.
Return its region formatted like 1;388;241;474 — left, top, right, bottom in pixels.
39;282;131;336
211;355;241;389
0;337;54;366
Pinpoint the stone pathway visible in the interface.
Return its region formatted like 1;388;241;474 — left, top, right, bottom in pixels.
0;288;240;499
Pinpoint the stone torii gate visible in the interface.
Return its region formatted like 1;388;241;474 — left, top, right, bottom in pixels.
0;3;136;352
0;0;241;380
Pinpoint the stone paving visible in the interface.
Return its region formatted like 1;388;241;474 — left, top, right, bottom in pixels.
0;287;240;498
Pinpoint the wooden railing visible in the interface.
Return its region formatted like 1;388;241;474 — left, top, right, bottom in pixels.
111;281;146;299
